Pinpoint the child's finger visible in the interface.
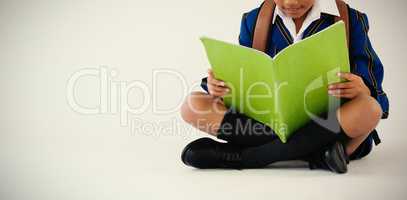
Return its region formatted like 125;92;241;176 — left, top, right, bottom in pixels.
208;69;214;77
209;87;229;97
337;72;358;81
329;82;354;89
328;88;353;95
211;84;230;93
210;90;228;97
207;69;226;86
207;69;215;83
207;69;214;80
208;77;225;87
208;69;218;80
217;87;230;94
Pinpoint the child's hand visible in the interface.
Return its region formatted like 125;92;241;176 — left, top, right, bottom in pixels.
328;72;371;99
207;69;230;97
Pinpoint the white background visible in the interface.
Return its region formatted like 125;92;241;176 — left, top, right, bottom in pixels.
1;0;406;199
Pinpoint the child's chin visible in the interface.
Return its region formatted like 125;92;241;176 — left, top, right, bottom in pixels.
287;12;306;19
283;9;308;19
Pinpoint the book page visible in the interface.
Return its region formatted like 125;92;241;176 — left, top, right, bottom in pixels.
273;22;350;142
200;37;278;126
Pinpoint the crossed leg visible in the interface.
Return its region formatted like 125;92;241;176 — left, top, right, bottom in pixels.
181;91;382;156
336;94;382;155
181;92;227;136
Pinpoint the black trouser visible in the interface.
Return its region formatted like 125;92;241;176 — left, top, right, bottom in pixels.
217;108;345;147
216;108;372;168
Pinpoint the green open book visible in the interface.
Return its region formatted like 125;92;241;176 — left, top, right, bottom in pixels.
201;22;350;143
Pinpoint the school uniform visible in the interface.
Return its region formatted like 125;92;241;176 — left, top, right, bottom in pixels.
201;0;389;160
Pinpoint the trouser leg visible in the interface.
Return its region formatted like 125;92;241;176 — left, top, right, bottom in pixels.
216;108;347;168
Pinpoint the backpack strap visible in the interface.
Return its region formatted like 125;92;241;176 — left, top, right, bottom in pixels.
252;0;275;52
253;0;350;53
334;0;350;48
370;130;381;146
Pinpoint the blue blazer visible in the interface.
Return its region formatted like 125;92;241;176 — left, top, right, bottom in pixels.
202;6;389;119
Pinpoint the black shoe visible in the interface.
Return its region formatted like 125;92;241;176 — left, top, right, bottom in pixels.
181;138;243;169
309;141;348;174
